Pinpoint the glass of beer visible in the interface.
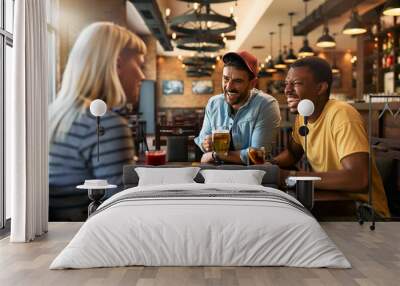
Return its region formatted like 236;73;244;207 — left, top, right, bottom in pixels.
248;147;266;165
212;127;230;156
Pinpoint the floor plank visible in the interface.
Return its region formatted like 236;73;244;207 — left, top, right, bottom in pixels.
0;222;399;286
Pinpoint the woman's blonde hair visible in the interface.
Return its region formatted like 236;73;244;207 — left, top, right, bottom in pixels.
49;22;146;141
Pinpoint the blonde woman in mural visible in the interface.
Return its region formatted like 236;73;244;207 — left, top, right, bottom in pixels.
49;22;146;221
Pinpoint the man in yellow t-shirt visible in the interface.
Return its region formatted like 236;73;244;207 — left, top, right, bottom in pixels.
272;57;390;217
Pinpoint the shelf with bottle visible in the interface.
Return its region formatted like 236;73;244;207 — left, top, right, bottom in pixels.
380;31;397;70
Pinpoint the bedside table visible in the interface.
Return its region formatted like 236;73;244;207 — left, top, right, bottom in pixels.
77;181;117;216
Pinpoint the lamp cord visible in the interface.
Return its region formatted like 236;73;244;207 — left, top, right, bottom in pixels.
304;116;309;172
289;13;294;48
278;23;283;54
97;116;100;162
269;32;274;58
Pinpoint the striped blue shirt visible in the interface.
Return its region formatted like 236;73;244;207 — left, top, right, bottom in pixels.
49;110;134;191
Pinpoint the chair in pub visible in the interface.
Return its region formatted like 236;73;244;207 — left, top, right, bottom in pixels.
155;124;200;162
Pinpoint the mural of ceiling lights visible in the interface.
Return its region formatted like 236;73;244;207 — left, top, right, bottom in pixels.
167;0;237;52
298;0;314;58
342;10;367;36
274;23;287;69
285;12;297;64
182;55;217;76
266;32;277;73
175;34;225;52
383;0;400;16
166;0;237;77
316;25;336;48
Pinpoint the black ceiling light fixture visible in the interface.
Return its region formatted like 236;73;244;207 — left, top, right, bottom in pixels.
186;69;213;77
383;0;400;16
285;12;298;64
175;34;225;52
316;25;336;48
181;54;217;76
330;36;340;74
170;5;236;35
316;0;336;48
186;65;214;73
331;58;340;74
266;32;277;73
298;0;314;58
342;9;367;36
183;56;216;66
274;23;287;69
166;0;237;52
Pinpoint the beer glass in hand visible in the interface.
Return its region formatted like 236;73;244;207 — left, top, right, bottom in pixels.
248;147;265;165
212;127;230;156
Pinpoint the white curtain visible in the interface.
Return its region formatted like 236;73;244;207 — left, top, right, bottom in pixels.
8;0;49;242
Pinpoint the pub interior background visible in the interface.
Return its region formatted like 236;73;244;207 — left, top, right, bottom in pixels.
2;0;400;227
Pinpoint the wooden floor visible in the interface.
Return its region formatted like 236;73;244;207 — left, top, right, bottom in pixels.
0;222;399;286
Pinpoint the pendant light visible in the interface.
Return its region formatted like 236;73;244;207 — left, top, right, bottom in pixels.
274;23;287;69
316;1;336;48
316;24;336;48
298;0;314;58
342;10;367;35
285;12;298;64
331;54;340;74
383;0;400;16
266;32;277;73
332;63;340;74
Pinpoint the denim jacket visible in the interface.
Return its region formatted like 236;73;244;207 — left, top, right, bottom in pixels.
194;89;281;164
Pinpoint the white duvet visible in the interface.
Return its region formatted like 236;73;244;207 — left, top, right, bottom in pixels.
50;183;351;269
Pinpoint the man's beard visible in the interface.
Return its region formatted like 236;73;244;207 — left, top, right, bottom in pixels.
224;88;250;106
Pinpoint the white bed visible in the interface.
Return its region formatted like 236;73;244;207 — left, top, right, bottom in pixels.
50;183;351;269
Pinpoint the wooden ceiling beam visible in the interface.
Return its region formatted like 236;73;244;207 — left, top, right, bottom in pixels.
129;0;173;51
293;0;366;36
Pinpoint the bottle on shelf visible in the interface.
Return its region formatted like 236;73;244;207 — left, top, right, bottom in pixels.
387;33;394;68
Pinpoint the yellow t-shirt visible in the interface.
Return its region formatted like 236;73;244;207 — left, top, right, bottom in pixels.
292;99;390;217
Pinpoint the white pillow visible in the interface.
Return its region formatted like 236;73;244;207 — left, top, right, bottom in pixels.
135;167;200;186
200;169;265;185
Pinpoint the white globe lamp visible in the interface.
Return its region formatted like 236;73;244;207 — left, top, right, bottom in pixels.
90;99;107;161
90;99;107;117
298;99;314;117
297;99;314;172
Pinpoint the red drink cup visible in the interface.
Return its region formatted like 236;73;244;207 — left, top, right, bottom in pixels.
145;150;166;165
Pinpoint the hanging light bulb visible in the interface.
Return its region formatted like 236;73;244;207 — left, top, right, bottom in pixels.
165;8;171;22
266;32;277;73
331;54;340;74
274;23;287;69
298;38;314;58
383;0;400;16
172;32;177;40
285;12;298;64
332;64;340;74
316;25;336;48
342;10;367;35
298;0;314;58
